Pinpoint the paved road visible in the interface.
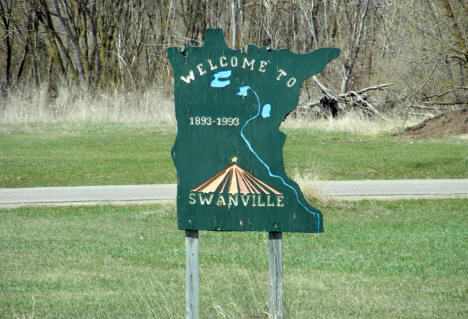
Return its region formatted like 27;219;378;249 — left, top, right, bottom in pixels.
1;180;467;207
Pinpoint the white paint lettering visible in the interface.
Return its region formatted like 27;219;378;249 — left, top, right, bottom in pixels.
180;70;195;84
189;193;196;205
230;56;238;67
277;195;284;207
190;192;285;208
180;58;295;88
258;60;268;72
266;195;275;207
196;63;207;76
198;193;214;205
216;194;226;206
287;77;297;87
276;69;287;81
242;58;255;70
219;56;228;68
207;59;218;71
257;195;265;207
241;194;250;206
228;194;238;207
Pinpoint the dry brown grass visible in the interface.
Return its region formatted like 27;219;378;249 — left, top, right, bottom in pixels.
1;86;175;125
1;86;423;136
281;111;421;135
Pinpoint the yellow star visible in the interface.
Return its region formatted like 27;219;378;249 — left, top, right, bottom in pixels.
231;156;238;163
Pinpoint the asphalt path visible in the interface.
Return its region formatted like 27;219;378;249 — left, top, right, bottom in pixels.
1;179;467;207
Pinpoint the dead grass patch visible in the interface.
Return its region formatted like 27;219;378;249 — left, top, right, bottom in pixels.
282;111;420;135
1;85;175;125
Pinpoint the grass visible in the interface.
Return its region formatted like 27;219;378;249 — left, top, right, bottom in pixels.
1;124;466;187
281;110;419;135
283;129;468;181
0;124;176;187
0;86;175;125
0;199;466;318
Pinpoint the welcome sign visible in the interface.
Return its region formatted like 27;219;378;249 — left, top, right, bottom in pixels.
168;29;339;233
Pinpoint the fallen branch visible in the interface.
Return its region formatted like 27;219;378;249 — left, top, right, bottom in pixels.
296;79;393;118
319;79;389;116
312;76;338;100
406;112;435;117
312;76;345;111
349;90;380;116
410;104;444;111
421;87;468;100
339;83;393;98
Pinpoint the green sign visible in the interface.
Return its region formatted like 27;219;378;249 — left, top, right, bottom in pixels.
168;29;339;233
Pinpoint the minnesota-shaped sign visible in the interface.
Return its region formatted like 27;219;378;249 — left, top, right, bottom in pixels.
168;29;339;233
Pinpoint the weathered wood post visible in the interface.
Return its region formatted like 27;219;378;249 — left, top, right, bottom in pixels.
185;230;199;319
167;28;338;318
269;232;283;318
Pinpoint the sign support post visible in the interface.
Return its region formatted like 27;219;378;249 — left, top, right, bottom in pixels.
168;28;339;319
268;232;284;319
185;230;199;319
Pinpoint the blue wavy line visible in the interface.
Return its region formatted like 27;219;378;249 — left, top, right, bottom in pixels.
239;86;321;231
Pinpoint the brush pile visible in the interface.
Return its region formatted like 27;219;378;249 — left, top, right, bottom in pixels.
294;77;392;118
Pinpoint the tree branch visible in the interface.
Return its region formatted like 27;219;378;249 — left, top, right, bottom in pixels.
339;83;393;97
421;87;468;100
348;90;380;116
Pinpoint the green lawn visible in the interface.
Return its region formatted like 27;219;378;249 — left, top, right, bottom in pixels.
1;199;466;318
1;124;466;187
0;124;176;187
283;129;468;180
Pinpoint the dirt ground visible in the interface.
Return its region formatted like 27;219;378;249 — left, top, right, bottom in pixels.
400;108;468;139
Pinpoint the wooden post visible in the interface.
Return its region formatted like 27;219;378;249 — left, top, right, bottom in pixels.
186;230;199;319
268;232;283;319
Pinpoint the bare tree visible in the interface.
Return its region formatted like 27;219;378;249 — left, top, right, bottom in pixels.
0;0;464;117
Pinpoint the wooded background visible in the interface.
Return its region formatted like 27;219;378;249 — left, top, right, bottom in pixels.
1;0;466;117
